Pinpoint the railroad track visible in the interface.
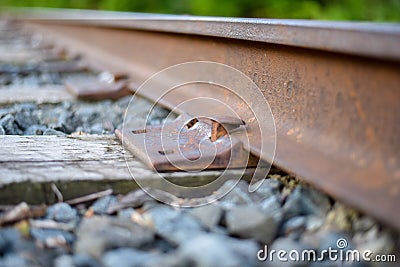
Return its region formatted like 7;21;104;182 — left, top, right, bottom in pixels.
7;8;400;228
0;8;399;266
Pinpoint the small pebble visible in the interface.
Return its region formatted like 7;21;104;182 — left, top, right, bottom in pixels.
14;103;37;112
24;124;47;135
108;189;154;214
14;111;39;130
0;227;33;254
73;254;101;267
283;185;331;220
57;112;81;134
90;195;118;215
75;216;154;258
89;123;104;134
177;234;259;267
0;114;22;135
258;194;283;222
217;180;255;209
0;253;29;267
305;215;324;232
54;254;100;267
117;208;135;219
46;203;78;223
352;216;376;232
43;128;67;136
0;230;10;255
225;205;278;243
188;204;223;230
253;178;282;200
102;248;156;267
281;216;307;237
146;205;204;245
30;228;76;246
54;255;74;267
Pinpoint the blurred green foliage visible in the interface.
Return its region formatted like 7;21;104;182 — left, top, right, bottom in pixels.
2;0;400;21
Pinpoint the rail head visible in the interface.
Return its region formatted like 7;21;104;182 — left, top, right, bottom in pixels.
6;8;400;61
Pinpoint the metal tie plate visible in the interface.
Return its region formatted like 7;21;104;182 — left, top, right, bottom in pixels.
115;114;262;172
65;72;132;100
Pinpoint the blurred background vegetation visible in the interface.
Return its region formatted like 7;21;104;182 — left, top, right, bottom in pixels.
1;0;400;21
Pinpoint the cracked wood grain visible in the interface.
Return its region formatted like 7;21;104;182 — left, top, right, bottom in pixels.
0;135;251;204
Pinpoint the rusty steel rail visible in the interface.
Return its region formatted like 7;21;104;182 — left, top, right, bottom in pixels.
8;9;400;229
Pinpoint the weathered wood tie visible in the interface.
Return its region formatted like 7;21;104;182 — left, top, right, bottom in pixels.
0;135;251;204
